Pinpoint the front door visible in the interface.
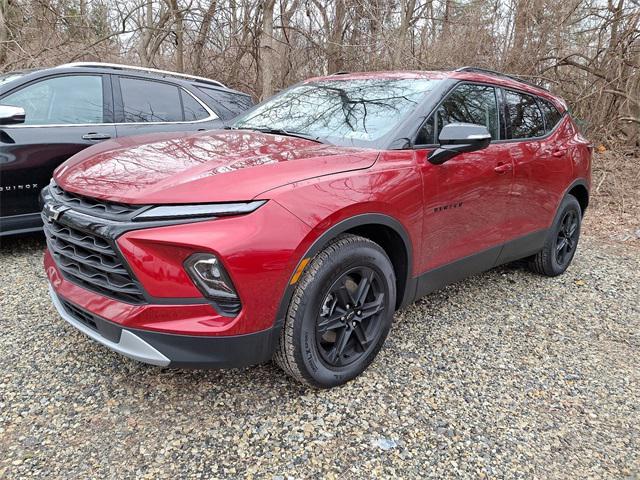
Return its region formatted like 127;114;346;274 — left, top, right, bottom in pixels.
0;74;115;231
412;83;514;288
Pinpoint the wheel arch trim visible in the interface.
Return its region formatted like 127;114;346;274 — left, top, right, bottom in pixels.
563;178;590;214
274;213;415;328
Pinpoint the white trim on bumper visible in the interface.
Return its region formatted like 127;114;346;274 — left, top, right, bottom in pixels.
48;284;170;367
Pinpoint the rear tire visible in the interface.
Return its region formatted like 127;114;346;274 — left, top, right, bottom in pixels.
528;194;582;277
274;234;396;388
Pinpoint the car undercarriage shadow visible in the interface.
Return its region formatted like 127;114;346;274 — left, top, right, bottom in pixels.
0;232;46;252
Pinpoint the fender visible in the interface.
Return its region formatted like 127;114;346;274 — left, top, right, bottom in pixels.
273;213;416;330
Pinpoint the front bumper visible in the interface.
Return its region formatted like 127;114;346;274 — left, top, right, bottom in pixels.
49;284;278;368
42;188;311;367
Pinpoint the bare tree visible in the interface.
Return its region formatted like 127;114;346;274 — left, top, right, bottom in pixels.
0;0;636;148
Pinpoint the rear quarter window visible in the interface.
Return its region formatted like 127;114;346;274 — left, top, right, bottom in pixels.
538;98;563;133
197;87;253;120
181;90;210;121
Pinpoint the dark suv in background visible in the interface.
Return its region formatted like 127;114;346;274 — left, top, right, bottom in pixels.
0;62;253;236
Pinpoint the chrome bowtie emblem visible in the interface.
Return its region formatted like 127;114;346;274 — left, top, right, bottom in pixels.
44;203;69;222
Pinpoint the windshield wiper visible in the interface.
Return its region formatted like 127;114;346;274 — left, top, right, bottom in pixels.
232;126;326;144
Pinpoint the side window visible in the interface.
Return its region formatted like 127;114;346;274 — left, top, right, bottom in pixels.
197;87;253;120
505;91;545;139
416;84;499;145
181;90;210;121
120;77;182;123
538;98;562;133
415;116;435;145
2;75;103;125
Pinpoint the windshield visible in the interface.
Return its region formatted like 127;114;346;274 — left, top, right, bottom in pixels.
232;77;440;147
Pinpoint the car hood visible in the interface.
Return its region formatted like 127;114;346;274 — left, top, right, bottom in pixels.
54;130;379;204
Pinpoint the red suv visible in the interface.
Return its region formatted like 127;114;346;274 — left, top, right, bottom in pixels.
43;68;591;388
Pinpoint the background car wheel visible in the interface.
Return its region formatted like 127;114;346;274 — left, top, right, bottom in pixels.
528;194;582;277
274;234;396;388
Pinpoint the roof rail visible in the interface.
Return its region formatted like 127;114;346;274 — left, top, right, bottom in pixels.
330;71;350;76
58;62;227;89
455;66;549;92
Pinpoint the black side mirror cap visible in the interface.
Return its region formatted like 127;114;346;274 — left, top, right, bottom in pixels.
428;123;491;165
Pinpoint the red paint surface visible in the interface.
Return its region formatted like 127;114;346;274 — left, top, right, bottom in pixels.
48;72;591;337
54;130;378;204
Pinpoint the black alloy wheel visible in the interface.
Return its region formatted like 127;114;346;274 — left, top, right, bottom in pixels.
555;209;579;267
528;194;582;277
274;234;396;388
316;267;386;367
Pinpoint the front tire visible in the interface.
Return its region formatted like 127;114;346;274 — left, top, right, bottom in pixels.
274;234;396;388
528;194;582;277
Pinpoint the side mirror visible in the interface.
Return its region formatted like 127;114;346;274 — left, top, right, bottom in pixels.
0;105;26;125
428;123;491;165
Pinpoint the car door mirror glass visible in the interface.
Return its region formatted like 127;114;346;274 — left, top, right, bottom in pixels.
428;123;491;165
0;105;26;125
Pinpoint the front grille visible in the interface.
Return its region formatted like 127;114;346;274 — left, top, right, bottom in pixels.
50;183;140;220
43;216;146;304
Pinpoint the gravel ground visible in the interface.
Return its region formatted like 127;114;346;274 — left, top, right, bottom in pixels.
1;232;639;479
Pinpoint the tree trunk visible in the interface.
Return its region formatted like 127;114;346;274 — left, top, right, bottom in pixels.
167;0;184;72
327;0;346;73
442;0;452;38
0;0;9;67
139;0;154;66
393;0;416;68
259;0;276;99
194;0;217;73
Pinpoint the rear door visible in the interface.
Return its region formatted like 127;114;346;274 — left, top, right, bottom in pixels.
500;89;573;240
113;76;221;138
0;73;115;222
414;82;515;274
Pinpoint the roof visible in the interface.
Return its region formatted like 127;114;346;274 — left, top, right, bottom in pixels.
56;62;228;90
305;70;447;83
304;68;562;108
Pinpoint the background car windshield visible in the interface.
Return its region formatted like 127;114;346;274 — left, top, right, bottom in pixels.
233;78;439;147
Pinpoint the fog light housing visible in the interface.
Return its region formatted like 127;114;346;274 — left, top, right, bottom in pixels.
184;253;239;301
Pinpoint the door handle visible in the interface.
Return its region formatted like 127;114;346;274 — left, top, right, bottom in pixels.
494;162;512;174
551;148;567;157
82;132;111;141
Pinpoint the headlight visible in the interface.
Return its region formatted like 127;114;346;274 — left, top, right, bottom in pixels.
134;201;266;221
184;253;239;301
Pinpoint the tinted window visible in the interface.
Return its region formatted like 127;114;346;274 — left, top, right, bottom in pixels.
538;98;562;133
233;78;440;147
2;75;103;125
416;84;499;144
505;91;545;139
181;90;210;121
198;87;253;120
416;116;435;145
120;77;182;122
